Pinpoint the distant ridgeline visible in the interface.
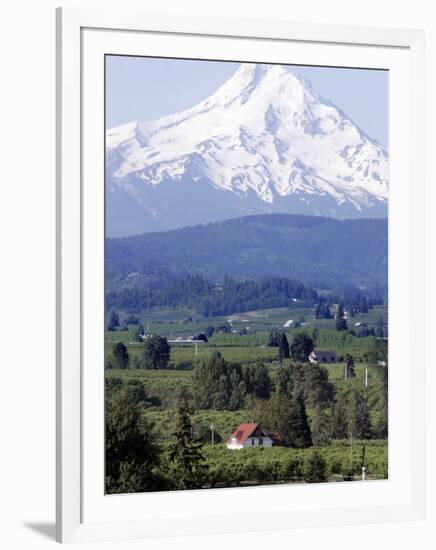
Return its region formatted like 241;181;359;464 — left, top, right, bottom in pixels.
105;214;387;316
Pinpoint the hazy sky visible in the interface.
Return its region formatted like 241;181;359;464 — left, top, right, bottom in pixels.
106;56;388;147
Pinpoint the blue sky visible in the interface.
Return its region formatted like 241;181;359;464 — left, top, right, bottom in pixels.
106;56;388;147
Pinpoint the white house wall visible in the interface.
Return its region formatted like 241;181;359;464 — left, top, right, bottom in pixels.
243;437;273;448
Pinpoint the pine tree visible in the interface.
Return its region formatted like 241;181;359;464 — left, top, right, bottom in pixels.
325;304;333;319
303;363;335;407
303;449;328;483
286;396;312;448
141;335;170;369
135;323;145;342
345;353;356;378
311;327;319;348
347;390;372;439
169;395;207;490
267;331;279;347
310;405;331;446
278;332;290;361
360;296;369;314
331;393;348;439
335;304;348;331
105;392;167;494
290;333;314;362
108;310;119;331
112;342;129;369
375;359;388;437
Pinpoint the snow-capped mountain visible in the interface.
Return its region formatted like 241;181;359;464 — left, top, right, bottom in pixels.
106;63;388;237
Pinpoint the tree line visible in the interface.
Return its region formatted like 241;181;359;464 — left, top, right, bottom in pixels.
106;273;319;317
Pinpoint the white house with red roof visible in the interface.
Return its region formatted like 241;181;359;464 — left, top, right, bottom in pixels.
226;423;274;450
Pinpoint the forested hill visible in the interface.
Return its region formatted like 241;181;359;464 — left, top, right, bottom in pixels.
106;214;387;291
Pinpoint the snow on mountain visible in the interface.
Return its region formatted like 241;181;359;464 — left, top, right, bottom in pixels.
106;63;388;237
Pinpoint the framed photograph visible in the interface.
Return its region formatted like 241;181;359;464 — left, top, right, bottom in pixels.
56;7;426;543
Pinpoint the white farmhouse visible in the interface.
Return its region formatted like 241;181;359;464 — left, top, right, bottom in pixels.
308;350;338;364
226;423;275;450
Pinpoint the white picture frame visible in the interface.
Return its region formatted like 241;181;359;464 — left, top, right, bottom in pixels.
56;6;426;544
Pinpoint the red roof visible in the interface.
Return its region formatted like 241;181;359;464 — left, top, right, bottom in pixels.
226;423;284;446
226;423;259;445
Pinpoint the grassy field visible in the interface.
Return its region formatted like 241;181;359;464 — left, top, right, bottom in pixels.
106;304;388;341
106;305;387;368
139;408;251;443
106;358;384;431
106;369;193;407
200;440;388;485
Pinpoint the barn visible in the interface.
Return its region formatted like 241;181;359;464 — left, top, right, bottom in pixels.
226;423;275;450
308;350;338;364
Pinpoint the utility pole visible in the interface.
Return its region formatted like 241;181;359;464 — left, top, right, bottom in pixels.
365;366;368;388
210;423;215;446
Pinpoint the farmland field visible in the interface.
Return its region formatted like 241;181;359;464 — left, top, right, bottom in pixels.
105;300;388;492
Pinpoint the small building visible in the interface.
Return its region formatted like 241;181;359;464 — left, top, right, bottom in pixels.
309;350;338;364
283;319;294;328
226;423;274;450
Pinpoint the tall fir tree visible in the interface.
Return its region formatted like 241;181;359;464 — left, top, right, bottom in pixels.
303;363;335;407
286;396;312;448
290;333;314;362
345;353;356;378
112;342;129;369
168;394;207;490
141;335;170;369
310;405;332;446
108;310;120;331
303;449;328;483
266;330;280;347
330;393;349;439
135;323;145;342
347;390;372;439
278;332;290;361
105;391;167;494
335;303;348;331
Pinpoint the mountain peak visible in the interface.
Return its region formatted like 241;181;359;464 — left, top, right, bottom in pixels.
105;63;388;237
208;63;311;110
231;62;290;83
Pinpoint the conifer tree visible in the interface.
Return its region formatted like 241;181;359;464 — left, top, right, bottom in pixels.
169;394;207;490
347;390;372;439
105;391;166;494
108;310;119;331
335;304;348;331
330;393;348;439
286;396;312;448
289;333;314;362
135;323;145;342
310;405;332;446
303;449;328;483
278;332;290;361
345;353;356;378
141;335;170;369
267;330;280;347
112;342;129;369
